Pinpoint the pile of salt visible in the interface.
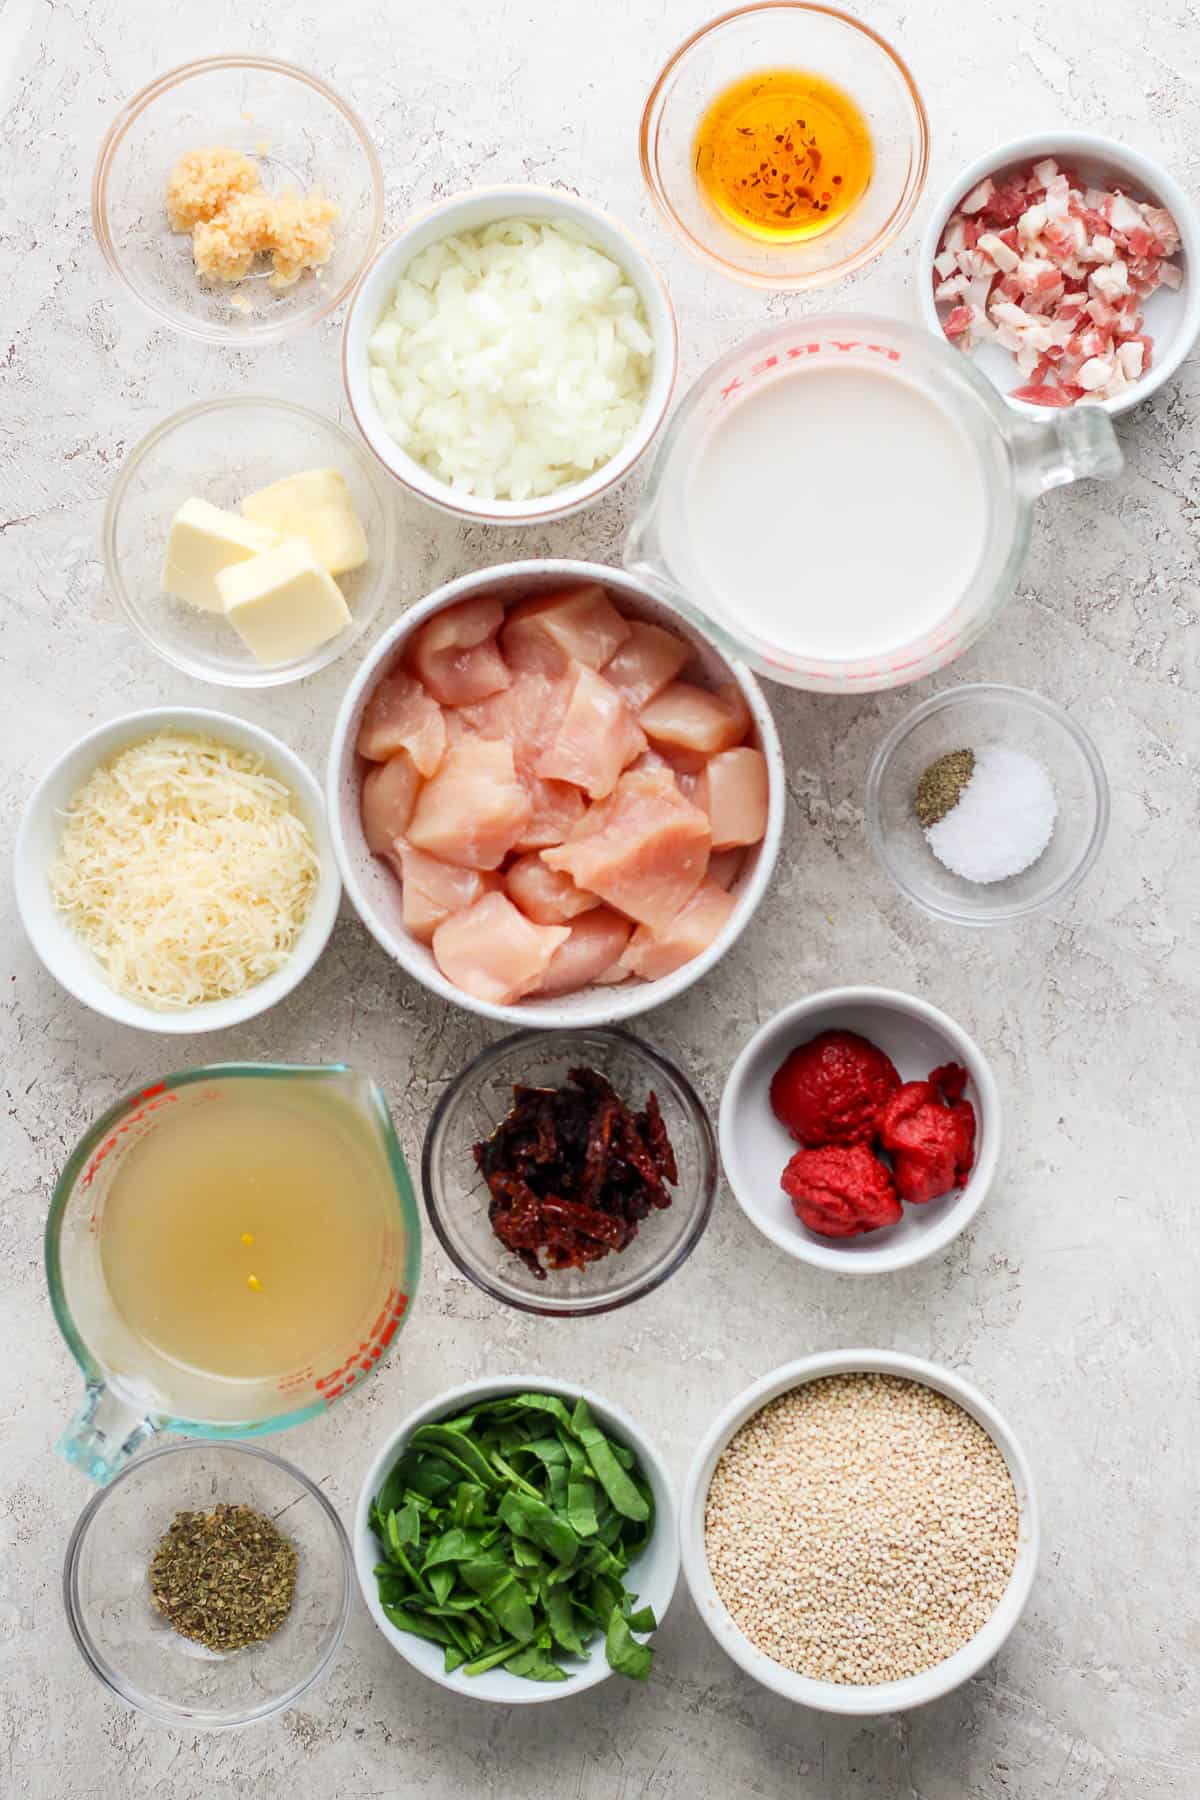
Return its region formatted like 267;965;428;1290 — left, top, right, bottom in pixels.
925;746;1057;884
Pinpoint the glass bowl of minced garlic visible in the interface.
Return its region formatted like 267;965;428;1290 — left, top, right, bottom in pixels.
93;55;383;344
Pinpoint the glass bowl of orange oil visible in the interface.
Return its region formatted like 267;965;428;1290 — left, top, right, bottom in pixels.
640;3;929;289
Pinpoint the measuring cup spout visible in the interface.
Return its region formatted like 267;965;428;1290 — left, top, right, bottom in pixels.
59;1380;158;1485
1012;406;1123;497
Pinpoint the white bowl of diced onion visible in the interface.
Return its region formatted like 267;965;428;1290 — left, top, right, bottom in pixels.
341;186;678;523
15;708;341;1034
917;131;1200;417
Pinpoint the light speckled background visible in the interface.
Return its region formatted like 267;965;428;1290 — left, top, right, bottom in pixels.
2;2;1197;1795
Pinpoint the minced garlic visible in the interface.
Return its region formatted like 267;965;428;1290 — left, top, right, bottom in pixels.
166;146;261;230
165;145;339;289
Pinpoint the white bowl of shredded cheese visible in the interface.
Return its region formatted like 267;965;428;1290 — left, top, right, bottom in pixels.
16;709;341;1033
342;187;677;523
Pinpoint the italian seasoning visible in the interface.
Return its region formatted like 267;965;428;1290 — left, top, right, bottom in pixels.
914;748;976;829
149;1502;299;1652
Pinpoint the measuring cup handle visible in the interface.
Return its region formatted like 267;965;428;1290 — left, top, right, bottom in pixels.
1014;406;1124;496
58;1381;158;1484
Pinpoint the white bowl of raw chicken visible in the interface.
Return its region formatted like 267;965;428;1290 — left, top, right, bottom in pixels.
327;562;784;1027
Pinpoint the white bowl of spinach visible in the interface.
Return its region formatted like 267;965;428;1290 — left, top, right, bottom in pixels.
353;1376;680;1702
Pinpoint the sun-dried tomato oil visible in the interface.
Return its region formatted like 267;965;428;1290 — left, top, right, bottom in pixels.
693;68;872;243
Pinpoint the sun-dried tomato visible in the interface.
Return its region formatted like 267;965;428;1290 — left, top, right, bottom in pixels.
474;1066;679;1279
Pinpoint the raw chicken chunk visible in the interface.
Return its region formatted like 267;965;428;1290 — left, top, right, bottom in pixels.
698;747;770;850
501;585;631;676
408;595;511;707
394;844;496;944
535;663;647;800
460;670;571;770
542;768;711;934
639;680;750;757
407;737;532;869
356;669;446;775
504;853;601;924
432;892;569;1006
602;621;691;711
706;847;746;891
513;776;586;852
536;908;633;998
619;879;737;982
360;753;421;853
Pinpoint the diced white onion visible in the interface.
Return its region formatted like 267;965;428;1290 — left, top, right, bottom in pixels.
367;219;655;501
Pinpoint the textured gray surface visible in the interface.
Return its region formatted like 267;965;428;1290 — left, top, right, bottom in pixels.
1;1;1198;1795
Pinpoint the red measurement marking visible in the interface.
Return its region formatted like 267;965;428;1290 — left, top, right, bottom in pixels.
785;344;821;359
750;354;779;375
315;1290;409;1397
720;377;742;399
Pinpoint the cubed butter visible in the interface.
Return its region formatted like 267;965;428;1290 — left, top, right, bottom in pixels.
161;498;280;611
240;467;369;576
216;538;352;666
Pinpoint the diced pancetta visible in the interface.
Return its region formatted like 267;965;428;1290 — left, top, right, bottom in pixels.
935;158;1182;406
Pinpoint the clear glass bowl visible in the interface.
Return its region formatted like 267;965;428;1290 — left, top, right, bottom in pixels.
422;1029;717;1316
93;55;384;345
865;684;1110;926
63;1441;353;1728
640;3;928;289
104;398;396;688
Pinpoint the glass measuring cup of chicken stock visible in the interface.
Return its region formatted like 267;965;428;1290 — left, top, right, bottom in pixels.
624;314;1123;692
48;1064;420;1483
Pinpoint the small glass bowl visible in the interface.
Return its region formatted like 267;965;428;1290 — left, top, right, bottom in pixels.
865;684;1110;926
422;1028;717;1316
640;3;929;289
93;55;384;345
104;397;396;688
63;1441;353;1728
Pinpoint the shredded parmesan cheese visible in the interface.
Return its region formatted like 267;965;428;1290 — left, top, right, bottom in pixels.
48;733;319;1009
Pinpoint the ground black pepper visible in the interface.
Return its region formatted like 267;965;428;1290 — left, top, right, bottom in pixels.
914;749;976;829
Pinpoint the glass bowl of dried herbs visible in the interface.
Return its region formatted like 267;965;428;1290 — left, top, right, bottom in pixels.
62;1441;353;1727
422;1027;717;1316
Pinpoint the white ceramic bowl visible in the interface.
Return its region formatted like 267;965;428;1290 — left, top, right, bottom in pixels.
327;560;784;1029
353;1374;680;1705
719;987;1000;1274
682;1350;1039;1714
918;130;1200;417
342;185;678;524
15;707;341;1034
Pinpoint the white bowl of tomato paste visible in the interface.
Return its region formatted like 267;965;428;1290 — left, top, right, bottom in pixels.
719;985;1001;1274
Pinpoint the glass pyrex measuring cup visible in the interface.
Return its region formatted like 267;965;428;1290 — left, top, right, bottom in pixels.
624;313;1122;692
48;1064;421;1484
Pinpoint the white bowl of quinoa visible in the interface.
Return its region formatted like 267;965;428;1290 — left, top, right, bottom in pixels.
682;1351;1039;1713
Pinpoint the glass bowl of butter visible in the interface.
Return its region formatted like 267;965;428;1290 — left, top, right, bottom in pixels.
104;397;398;689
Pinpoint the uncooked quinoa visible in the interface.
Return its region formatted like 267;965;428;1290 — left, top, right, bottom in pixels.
704;1373;1019;1685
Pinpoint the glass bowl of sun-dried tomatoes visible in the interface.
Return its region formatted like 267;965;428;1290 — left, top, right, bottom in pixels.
422;1028;717;1315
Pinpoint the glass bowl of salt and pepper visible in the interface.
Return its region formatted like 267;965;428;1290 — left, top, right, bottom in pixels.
865;684;1110;926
